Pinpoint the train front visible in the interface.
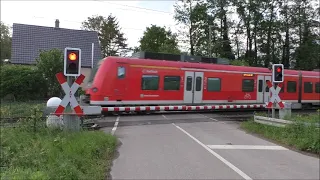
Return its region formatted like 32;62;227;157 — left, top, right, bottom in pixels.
82;58;108;105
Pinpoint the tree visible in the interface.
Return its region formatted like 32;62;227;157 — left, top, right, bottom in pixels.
81;14;128;57
138;25;181;54
35;49;64;97
0;21;11;61
174;0;209;56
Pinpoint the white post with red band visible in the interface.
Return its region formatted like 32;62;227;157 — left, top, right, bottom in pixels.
55;72;85;117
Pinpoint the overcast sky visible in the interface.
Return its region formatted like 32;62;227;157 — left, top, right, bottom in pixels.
1;0;180;50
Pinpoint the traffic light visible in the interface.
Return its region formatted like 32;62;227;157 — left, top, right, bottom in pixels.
272;64;284;83
64;47;81;76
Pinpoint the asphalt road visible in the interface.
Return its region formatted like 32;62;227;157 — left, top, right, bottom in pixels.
101;113;320;180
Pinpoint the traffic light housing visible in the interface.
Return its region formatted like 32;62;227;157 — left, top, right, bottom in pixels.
272;64;284;83
64;47;81;76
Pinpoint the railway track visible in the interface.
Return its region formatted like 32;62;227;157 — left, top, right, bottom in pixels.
1;108;318;129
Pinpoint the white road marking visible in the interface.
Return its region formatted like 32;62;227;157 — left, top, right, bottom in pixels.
111;116;120;135
198;114;218;122
173;123;252;180
162;114;168;120
207;145;288;150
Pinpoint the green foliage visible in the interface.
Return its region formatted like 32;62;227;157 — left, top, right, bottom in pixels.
36;49;64;97
0;126;117;180
294;35;320;70
0;65;47;101
0;21;11;61
138;25;181;54
241;115;320;154
82;14;128;57
230;59;250;66
174;0;209;56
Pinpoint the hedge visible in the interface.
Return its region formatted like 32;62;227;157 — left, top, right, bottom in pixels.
1;65;47;101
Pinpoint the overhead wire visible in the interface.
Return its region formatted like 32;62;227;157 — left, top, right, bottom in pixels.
93;0;174;14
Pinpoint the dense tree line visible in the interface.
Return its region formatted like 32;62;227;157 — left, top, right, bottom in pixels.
79;2;320;70
1;0;319;71
174;0;319;70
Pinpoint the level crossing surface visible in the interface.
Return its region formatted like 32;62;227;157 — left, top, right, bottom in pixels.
101;113;319;180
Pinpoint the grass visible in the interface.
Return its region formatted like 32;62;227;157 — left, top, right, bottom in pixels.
241;113;320;155
286;113;320;124
1;101;46;118
254;110;320;124
0;120;117;180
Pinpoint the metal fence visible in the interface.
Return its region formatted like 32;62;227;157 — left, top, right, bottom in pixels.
0;100;47;132
1;100;47;119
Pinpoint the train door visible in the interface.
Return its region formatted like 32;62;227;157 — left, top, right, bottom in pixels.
264;76;271;103
114;64;127;101
193;72;204;103
184;72;194;103
257;75;271;103
183;71;204;104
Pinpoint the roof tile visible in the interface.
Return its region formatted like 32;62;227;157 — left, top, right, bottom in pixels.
11;23;103;68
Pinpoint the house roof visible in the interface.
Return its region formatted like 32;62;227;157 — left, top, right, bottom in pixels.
11;23;103;68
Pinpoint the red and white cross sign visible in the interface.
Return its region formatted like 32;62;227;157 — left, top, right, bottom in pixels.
54;72;85;117
266;80;284;109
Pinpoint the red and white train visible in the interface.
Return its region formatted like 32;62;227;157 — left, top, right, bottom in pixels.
84;56;320;109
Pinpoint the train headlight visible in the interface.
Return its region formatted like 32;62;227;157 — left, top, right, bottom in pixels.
92;87;98;92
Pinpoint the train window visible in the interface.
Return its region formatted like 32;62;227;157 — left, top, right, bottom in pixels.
164;76;180;90
195;77;202;91
141;75;159;90
242;79;254;92
258;80;263;92
287;81;296;93
117;66;125;79
186;76;192;91
316;83;320;93
207;78;221;92
304;82;313;93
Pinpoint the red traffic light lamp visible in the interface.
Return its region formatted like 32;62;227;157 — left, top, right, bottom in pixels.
276;67;282;73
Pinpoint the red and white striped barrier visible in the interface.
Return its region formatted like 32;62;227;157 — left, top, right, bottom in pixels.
102;104;266;112
54;72;85;117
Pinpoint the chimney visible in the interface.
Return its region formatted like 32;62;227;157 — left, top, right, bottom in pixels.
55;19;60;28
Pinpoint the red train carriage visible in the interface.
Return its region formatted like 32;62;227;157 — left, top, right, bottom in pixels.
84;56;320;109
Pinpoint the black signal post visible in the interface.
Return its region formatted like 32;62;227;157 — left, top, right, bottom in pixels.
272;64;284;83
64;47;81;76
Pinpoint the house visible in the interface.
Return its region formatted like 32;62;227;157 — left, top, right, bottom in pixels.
10;19;103;88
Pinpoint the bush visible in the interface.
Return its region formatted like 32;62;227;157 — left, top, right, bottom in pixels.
0;65;47;101
36;49;64;97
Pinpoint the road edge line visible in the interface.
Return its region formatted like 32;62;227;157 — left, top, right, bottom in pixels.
111;116;120;135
